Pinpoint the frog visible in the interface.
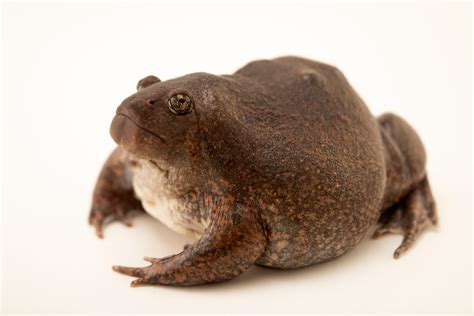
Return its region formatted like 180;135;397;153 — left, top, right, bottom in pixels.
89;56;437;287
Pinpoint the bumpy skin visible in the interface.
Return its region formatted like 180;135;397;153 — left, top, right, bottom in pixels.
90;56;437;286
89;148;145;238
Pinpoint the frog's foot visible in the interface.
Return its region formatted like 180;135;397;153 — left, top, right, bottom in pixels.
373;176;437;258
89;190;144;239
112;205;267;286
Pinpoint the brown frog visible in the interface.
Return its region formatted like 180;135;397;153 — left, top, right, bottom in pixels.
89;56;437;287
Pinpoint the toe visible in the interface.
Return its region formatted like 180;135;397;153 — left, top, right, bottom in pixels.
143;256;161;263
89;209;105;238
121;217;133;227
112;265;146;277
94;224;104;239
393;245;405;259
372;225;403;239
130;278;151;287
372;227;388;239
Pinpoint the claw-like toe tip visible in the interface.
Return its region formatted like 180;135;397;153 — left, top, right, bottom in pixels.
393;248;403;259
143;256;161;263
130;278;147;287
95;229;104;239
112;265;145;277
112;265;129;274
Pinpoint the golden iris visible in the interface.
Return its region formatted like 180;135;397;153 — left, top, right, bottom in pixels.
168;93;193;115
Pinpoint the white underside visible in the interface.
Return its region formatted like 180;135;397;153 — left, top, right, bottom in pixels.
131;160;208;239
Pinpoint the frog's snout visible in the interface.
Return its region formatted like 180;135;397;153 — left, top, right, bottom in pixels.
110;114;145;152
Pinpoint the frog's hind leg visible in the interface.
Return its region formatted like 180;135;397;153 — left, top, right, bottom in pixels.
372;176;437;258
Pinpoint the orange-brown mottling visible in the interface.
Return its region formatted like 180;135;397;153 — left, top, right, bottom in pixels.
89;148;145;238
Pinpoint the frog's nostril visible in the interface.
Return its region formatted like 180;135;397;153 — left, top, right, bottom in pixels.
147;100;156;106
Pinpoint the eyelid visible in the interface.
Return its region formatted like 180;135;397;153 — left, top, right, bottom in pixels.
167;88;193;100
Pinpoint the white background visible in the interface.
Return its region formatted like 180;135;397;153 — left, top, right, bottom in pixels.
2;1;472;314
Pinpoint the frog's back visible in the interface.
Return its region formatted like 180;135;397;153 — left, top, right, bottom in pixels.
234;56;360;122
231;56;385;183
226;57;387;268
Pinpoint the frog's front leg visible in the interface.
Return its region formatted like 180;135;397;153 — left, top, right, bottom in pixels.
113;202;267;286
89;147;144;238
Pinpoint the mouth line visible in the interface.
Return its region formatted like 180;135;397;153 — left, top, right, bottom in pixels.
116;113;167;145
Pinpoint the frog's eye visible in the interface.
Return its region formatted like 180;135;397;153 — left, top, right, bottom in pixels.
168;93;193;115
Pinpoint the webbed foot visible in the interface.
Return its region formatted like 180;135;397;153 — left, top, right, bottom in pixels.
373;176;437;258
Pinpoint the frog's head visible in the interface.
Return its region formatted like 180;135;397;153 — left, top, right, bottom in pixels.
110;73;234;165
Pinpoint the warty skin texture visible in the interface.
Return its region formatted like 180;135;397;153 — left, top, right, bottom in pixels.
89;56;437;286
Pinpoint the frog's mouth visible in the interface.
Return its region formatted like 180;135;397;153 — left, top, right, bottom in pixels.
110;113;167;155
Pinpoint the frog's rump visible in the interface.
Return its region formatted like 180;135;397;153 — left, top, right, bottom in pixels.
377;112;427;210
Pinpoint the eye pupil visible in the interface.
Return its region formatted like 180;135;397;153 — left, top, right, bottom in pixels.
168;93;192;115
